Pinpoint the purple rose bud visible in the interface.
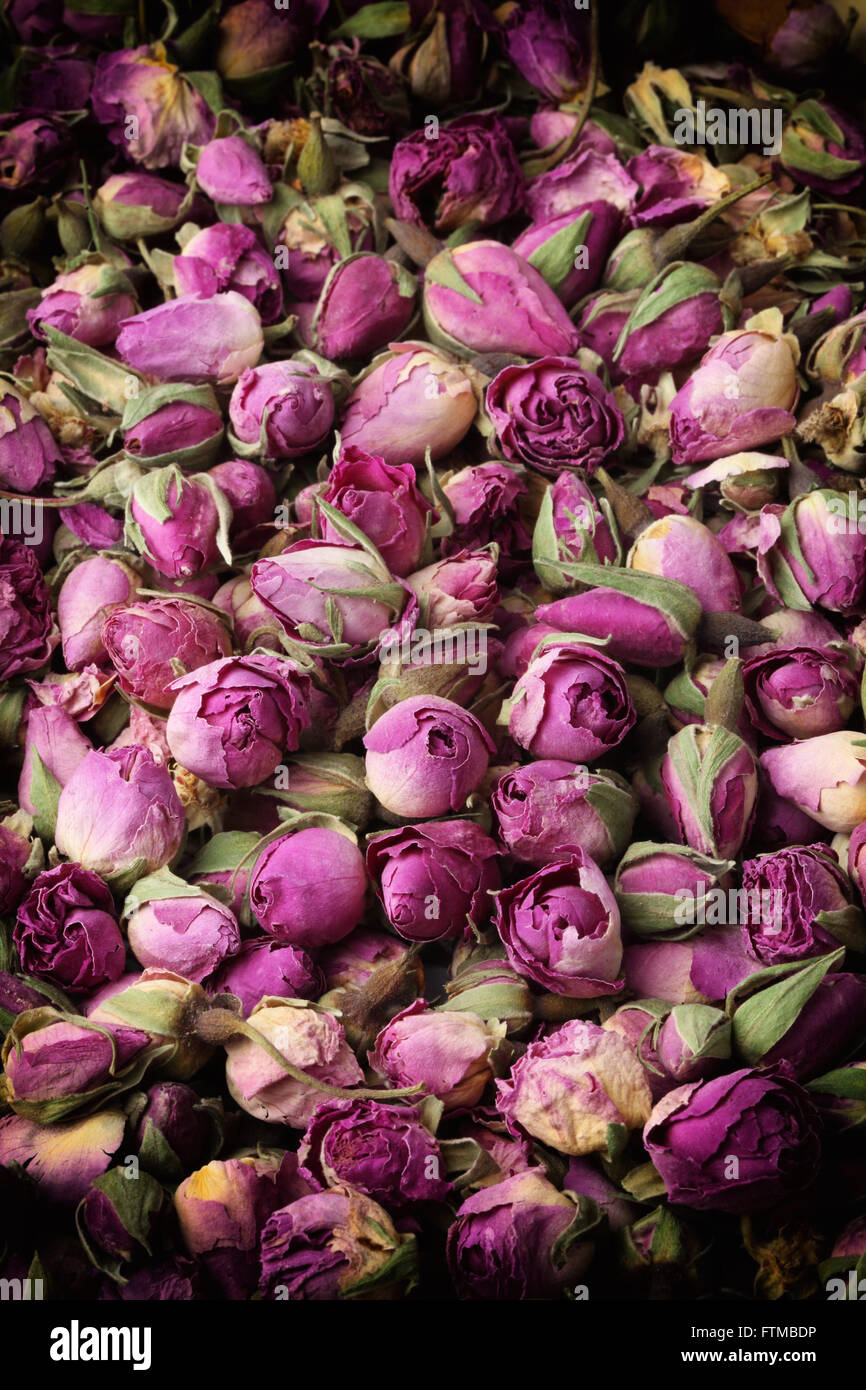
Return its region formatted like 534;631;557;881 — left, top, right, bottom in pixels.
486;356;623;477
14;864;124;995
743;644;859;740
526;148;637;225
781;100;866;195
258;1187;418;1300
57;555;141;671
126;887;240;983
310;43;409;137
623;928;762;1005
441;461;530;557
0;114;70;190
252;539;402;654
390;114;524;233
626;146;729;228
102;599;232;712
512;204;619;309
496;1019;653;1154
275;188;377;303
209;459;276;536
165;655;311;790
656;1004;732;1085
644;1066;821;1213
0;1109;125;1205
175;1153;311;1298
18;705;92;826
174;223;283;324
760;973;866;1080
122;385;224;469
128;467;228;580
300;1097;449;1207
340;342;477;465
93;172;193;240
319;925;407;991
226;1000;364;1127
307;253;417;361
363;694;494;818
2;1012;151;1119
447;1170;594;1300
0;384;60;491
132;1081;221;1178
27;261;138;348
494;765;636;876
536;565;702;669
614;841;735;939
542;472;619;565
407;549;498;627
117;293;263;386
195;134;272;206
0;536;57;681
757;491;866;614
319;446;432;577
80;1165;167;1266
92;43;215;169
250;825;367;948
213;938;323;1015
670;319;800;463
761;731;866;833
507;641;635;762
424;241;579;357
0;823;32;917
211;575;285;651
576;288;638;377
495;850;624;998
370;1001;503;1110
55;747;184;888
750;780;830;853
501;0;590;103
367;820;500;942
662;723;758;859
739;843;857;963
228;360;334;458
627;514;740;614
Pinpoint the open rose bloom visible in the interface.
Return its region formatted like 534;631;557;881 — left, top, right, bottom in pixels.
6;0;866;1311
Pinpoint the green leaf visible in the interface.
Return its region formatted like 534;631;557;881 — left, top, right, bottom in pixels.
730;948;844;1066
333;1;410;39
26;748;62;843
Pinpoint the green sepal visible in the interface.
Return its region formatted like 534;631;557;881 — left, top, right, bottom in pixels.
727;947;845;1066
24;747;62;843
525;210;593;299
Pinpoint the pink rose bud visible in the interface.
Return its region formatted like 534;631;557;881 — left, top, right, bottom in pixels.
212;575;284;651
662;723;758;859
390;114;524;233
208;459;276;536
212;939;324;1015
0;383;60;492
424;240;579;357
441;461;530;557
493;761;637;870
18;705;92;826
250;824;368;948
116;292;264;385
55;746;184;888
27;260;138;348
14;864;125;995
128;467;229;580
225;999;364;1127
228;359;334;459
369;1001;504;1110
94;171;195;241
102;598;233;711
486;357;624;476
122;383;224;469
174;223;283;324
496;1019;653;1155
339;342;478;465
251;539;403;655
125;881;241;983
363;694;494;818
318;446;433;577
507;640;636;762
58;554;142;670
627;514;741;614
406;549;499;627
743;643;859;740
194;134;272;206
366;820;501;942
757;490;866;614
91;43;215;169
761;731;866;833
308;253;418;361
165;655;311;790
2;1011;151;1121
0;1109;126;1206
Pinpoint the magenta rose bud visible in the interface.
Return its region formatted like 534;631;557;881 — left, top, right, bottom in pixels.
512;204;619;309
424;241;579;357
117;292;263;385
208;459;276;537
2;1015;151;1118
91;43;215;169
228;359;334;459
174;223;283;324
251;540;401;654
225;1000;364;1127
318;447;432;577
544;472;619;565
493;762;637;870
195;134;272;205
212;576;284;651
213;939;324;1015
669;319;799;463
363;694;494;818
0;537;57;681
742;643;859;740
627;514;741;615
0;824;31;917
526;148;637;225
366;820;501;942
644;1066;821;1214
57;554;141;670
308;254;417;361
662;723;758;859
319;926;407;992
494;850;623;998
390;114;524;233
250;825;367;948
132;1081;221;1179
102;598;233;711
27;261;138;348
760;731;866;833
447;1170;594;1301
339;342;477;465
369;1002;504;1110
126;888;241;983
739;843;857;964
441;461;530;557
655;1005;732;1085
128;468;227;580
507;641;636;762
486;357;624;476
14;865;124;995
18;705;92;824
165;655;311;790
122;386;224;468
501;0;589;102
55;747;184;888
407;550;499;627
757;491;866;614
496;1019;653;1155
0;384;60;492
94;172;194;240
299;1097;450;1207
